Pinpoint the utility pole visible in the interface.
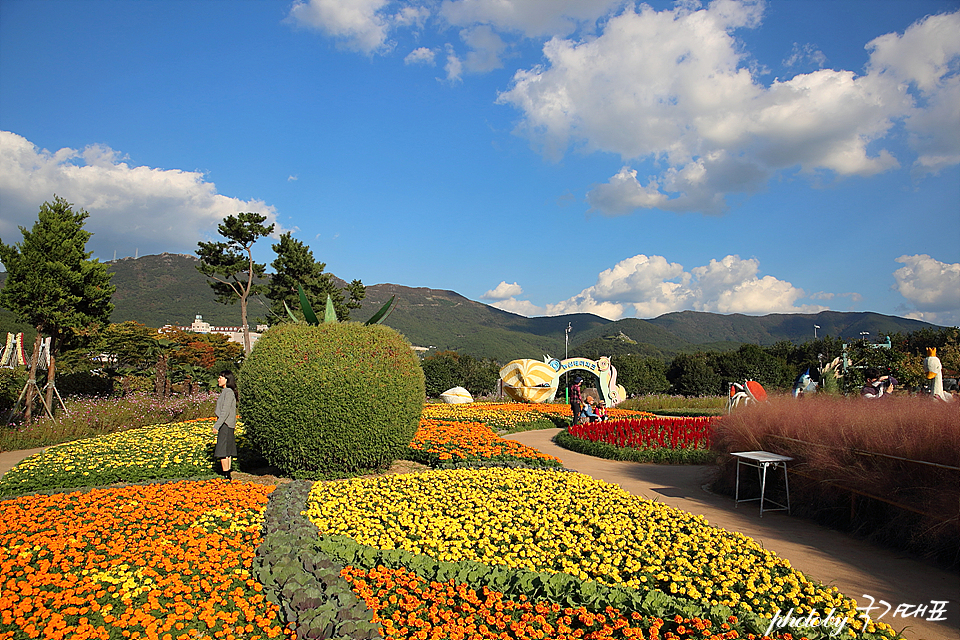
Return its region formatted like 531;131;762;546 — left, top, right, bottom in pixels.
564;322;572;403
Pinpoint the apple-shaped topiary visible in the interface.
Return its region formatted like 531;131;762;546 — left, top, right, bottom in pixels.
240;322;424;476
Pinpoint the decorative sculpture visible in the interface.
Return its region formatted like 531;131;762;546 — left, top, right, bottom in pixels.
923;347;953;402
440;386;473;404
499;355;627;406
0;332;28;368
792;368;818;397
727;380;767;413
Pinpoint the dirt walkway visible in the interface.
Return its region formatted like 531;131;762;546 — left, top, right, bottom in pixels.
505;429;959;640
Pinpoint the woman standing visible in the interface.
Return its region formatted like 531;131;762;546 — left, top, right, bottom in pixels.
213;371;238;480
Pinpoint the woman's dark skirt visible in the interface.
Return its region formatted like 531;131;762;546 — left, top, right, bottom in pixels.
214;426;237;458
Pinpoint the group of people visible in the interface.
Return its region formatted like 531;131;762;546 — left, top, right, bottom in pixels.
568;376;608;424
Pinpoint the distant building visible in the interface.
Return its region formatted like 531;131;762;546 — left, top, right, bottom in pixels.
164;315;269;348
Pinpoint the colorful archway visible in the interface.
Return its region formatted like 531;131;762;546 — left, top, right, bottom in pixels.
499;356;627;406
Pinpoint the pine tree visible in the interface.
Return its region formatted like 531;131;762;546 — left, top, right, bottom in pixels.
196;212;274;355
0;196;115;421
266;232;365;322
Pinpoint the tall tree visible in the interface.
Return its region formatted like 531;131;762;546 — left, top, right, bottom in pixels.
0;196;115;421
266;231;365;322
196;212;274;355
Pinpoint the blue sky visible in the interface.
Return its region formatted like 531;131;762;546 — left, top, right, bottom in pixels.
1;0;958;327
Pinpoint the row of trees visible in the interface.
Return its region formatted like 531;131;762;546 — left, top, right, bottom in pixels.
0;197;115;421
608;329;959;397
420;327;959;400
3;197;957;417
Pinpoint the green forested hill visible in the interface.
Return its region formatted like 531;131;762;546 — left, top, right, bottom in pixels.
354;284;610;361
107;253;268;328
647;309;935;345
0;254;946;362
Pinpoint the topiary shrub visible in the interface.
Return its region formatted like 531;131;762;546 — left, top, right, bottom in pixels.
240;322;425;476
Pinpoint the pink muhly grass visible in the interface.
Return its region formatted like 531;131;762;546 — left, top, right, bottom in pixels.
713;395;959;567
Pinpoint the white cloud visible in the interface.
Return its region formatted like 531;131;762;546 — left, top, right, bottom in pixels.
482;280;523;300
460;25;507;73
865;11;960;175
286;0;395;53
287;2;958;214
893;254;960;312
586;167;667;215
405;47;436;65
893;254;960;326
782;42;826;69
444;43;464;82
490;253;828;319
497;3;959;215
0;131;286;260
489;297;545;316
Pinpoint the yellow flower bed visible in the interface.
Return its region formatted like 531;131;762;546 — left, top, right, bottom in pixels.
0;418;242;496
305;467;894;638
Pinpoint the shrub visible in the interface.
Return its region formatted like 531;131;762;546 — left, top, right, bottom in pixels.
56;370;115;397
240;322;425;476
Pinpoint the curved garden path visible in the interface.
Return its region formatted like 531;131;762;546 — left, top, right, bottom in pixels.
506;428;959;640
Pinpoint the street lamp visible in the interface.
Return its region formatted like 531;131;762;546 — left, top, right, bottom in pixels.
860;332;869;341
814;324;820;339
564;323;572;403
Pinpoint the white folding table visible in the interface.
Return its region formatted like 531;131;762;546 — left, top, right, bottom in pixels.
732;451;792;517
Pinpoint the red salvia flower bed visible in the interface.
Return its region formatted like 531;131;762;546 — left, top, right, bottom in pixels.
569;416;718;450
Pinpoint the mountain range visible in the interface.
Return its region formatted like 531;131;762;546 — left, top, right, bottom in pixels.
0;253;941;362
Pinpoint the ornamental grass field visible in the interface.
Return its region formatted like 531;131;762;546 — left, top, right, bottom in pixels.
0;400;904;640
713;396;960;568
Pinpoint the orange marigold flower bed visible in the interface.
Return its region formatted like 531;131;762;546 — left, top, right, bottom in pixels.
409;419;561;466
0;480;293;640
342;564;753;640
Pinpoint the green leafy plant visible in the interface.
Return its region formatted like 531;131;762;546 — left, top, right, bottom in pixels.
254;481;382;640
285;283;395;327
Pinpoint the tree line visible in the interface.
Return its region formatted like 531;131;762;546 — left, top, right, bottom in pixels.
419;329;959;400
0;199;368;421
